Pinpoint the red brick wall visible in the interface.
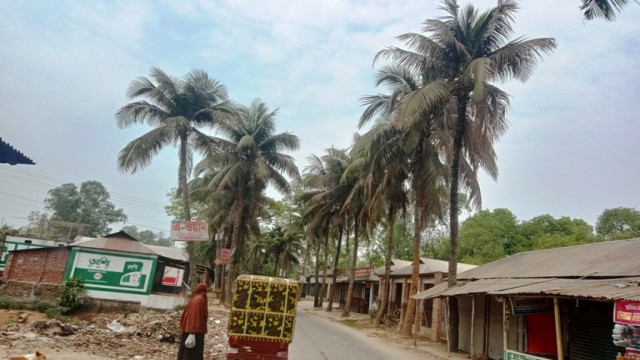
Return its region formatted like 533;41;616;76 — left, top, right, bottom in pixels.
4;247;69;284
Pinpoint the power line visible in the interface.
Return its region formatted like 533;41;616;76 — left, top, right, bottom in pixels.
0;167;174;232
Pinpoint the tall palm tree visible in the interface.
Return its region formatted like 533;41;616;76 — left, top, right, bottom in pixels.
377;0;556;349
196;99;300;303
116;67;233;286
264;226;303;277
302;148;352;312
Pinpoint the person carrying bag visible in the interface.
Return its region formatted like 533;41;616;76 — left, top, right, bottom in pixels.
177;283;208;360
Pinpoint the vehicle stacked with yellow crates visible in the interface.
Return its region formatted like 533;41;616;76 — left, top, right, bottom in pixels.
228;275;299;343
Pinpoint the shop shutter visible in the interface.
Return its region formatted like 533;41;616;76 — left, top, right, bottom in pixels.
568;300;618;360
459;296;472;353
458;295;488;355
487;297;525;360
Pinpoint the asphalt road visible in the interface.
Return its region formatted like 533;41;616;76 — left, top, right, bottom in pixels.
289;310;426;360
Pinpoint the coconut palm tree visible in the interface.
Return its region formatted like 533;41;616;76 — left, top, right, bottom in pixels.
581;0;631;20
302;148;352;312
116;68;233;286
196;99;300;303
376;0;556;349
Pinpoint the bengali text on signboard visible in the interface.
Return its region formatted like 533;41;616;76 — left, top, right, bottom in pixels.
170;221;209;241
614;300;640;326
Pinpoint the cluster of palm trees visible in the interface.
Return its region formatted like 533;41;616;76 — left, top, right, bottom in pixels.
113;0;629;347
115;68;300;302
300;0;555;348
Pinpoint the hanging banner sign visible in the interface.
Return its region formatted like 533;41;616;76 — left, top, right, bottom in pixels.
170;221;209;241
615;300;640;326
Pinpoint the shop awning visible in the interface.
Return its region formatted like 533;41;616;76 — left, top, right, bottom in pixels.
413;277;640;301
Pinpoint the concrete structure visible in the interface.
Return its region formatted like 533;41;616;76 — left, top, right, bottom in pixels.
377;258;476;343
0;231;211;310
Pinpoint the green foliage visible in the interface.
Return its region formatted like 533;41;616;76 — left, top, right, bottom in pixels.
58;277;88;314
596;207;640;240
0;296;14;309
44;180;127;237
121;225;171;247
459;209;522;265
34;301;55;313
457;210;599;265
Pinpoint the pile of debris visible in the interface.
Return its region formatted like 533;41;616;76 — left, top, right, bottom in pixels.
0;307;230;359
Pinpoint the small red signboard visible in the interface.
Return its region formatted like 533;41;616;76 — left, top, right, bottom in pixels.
215;248;232;265
614;300;640;325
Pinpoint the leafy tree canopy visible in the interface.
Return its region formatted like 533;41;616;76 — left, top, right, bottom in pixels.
121;225;170;247
596;207;640;240
44;180;127;237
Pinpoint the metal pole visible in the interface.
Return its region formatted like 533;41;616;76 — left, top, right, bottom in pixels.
554;297;564;360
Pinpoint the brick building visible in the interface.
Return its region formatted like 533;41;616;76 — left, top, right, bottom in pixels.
0;231;211;310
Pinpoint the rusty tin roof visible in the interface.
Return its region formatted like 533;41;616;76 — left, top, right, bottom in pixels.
458;238;640;280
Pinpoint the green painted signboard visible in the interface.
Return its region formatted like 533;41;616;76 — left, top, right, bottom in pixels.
504;350;551;360
65;248;157;295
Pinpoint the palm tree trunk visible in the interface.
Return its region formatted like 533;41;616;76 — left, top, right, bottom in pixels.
447;96;468;351
326;225;344;312
274;256;281;277
178;134;196;289
225;184;246;306
342;218;359;317
401;206;422;337
314;247;321;307
375;209;396;325
319;231;330;308
219;228;233;305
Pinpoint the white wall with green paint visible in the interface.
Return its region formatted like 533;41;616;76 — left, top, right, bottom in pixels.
64;248;157;296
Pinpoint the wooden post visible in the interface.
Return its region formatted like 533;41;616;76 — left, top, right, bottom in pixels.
445;297;451;357
503;298;508;351
554;297;564;360
471;295;475;356
414;299;419;346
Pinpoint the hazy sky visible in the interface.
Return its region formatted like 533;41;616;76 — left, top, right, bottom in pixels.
1;0;638;235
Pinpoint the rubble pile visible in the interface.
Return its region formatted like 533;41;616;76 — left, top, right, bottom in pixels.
0;307;230;360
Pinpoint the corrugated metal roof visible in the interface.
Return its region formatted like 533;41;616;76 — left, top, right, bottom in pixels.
372;259;412;275
391;258;476;277
458;238;640;280
413;277;640;301
146;244;187;262
72;232;187;262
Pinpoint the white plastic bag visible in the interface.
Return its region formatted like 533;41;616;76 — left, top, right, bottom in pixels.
185;333;196;349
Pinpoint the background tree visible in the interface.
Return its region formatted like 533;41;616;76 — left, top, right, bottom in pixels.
44;180;127;237
121;224;171;247
596;207;640;240
459;208;521;264
116;67;232;287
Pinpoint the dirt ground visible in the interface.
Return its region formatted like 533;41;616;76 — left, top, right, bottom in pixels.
0;305;230;360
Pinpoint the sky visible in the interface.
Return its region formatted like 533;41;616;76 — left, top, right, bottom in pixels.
1;0;639;236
